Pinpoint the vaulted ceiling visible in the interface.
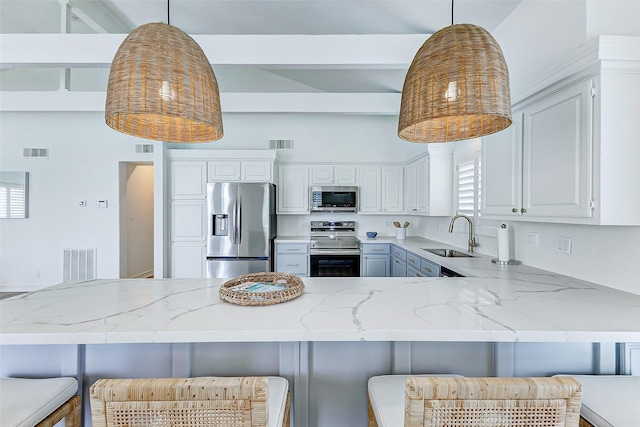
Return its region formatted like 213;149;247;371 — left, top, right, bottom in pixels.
0;0;522;112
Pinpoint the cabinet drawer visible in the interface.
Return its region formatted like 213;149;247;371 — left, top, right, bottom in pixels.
406;266;425;277
362;244;390;255
391;246;406;262
406;252;420;270
420;258;440;277
276;243;309;254
276;254;308;274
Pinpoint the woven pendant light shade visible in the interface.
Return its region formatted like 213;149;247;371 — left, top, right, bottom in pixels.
106;23;223;143
398;24;511;143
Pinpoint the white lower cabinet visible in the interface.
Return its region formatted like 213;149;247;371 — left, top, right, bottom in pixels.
360;244;390;277
171;243;206;278
275;242;309;277
171;201;207;278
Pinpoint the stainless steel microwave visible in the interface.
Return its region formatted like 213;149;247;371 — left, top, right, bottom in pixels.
310;186;358;213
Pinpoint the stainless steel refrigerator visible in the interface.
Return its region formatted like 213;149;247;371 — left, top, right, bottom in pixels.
206;182;277;278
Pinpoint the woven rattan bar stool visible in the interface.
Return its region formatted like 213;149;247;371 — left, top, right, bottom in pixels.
368;376;582;427
0;377;81;427
367;374;463;427
90;376;290;427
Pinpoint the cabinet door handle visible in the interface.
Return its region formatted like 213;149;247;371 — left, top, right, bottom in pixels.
512;208;518;213
422;267;432;273
408;259;416;264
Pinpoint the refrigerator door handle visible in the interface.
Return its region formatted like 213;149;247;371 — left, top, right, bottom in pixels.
237;194;242;245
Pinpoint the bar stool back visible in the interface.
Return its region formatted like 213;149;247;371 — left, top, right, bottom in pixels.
90;376;289;427
368;376;582;427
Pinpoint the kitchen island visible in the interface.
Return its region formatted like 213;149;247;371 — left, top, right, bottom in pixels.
2;275;639;426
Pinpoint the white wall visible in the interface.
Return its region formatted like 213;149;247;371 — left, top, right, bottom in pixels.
167;113;426;163
0;111;423;290
494;0;640;101
0;112;158;290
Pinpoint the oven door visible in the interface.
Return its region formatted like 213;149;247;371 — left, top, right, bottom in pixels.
310;250;361;277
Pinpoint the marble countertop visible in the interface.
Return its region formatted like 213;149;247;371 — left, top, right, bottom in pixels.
2;274;639;345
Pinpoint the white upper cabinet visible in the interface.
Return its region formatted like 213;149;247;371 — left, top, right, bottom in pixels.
277;165;310;214
482;36;640;225
358;166;382;213
382;166;404;212
483;80;593;220
208;160;272;182
310;165;357;185
522;80;593;218
403;150;453;216
482;116;523;216
171;161;207;200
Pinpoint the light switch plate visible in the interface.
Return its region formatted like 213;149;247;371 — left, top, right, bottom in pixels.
97;200;108;208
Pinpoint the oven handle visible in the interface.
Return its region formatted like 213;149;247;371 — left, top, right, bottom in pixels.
310;249;361;256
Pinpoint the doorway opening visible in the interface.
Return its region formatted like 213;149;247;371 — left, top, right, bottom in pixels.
119;162;154;278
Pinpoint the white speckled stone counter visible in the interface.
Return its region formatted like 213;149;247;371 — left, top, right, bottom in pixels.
3;274;639;427
2;275;639;345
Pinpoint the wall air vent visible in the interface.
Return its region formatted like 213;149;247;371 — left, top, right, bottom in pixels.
63;248;97;282
135;144;154;153
23;148;48;158
269;139;294;150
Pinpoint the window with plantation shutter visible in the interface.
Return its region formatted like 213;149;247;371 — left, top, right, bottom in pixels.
0;183;26;219
455;153;481;223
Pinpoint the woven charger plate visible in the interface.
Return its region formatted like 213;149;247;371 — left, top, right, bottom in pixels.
219;272;305;306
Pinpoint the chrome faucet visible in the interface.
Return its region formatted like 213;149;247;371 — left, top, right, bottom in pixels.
448;214;478;253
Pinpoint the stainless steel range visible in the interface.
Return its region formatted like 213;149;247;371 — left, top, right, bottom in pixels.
309;221;360;277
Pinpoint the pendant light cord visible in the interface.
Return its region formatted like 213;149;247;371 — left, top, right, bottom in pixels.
451;0;454;26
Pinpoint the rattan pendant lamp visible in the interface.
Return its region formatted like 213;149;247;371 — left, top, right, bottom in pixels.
398;0;511;143
105;1;223;143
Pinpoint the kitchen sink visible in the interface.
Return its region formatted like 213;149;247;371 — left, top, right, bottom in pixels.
422;248;474;258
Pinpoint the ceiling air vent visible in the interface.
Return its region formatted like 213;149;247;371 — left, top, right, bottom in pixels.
269;139;293;150
135;144;154;153
23;148;48;158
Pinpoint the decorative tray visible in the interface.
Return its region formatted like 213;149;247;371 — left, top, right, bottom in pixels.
219;272;305;306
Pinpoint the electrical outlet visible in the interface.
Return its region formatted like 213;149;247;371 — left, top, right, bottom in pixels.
556;237;572;254
384;221;392;226
527;232;538;247
97;200;108;208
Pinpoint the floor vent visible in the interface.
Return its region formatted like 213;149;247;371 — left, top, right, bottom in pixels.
23;148;49;158
63;248;97;282
269;139;293;150
135;144;154;153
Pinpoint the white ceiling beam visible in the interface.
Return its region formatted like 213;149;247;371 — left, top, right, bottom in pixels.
0;34;428;68
0;91;401;115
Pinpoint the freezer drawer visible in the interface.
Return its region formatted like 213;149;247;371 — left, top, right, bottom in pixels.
206;259;270;279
